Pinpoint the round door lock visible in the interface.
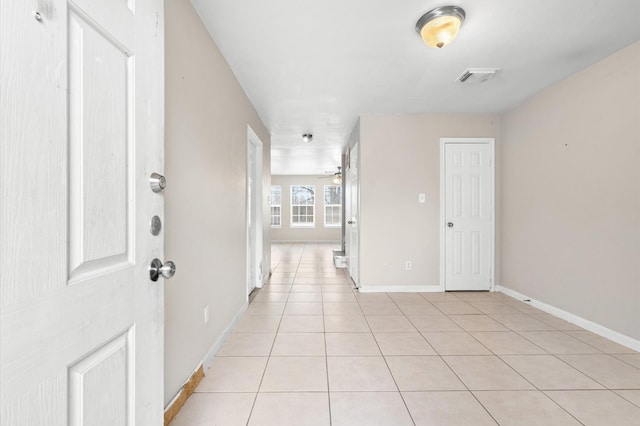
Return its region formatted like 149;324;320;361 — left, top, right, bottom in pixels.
150;215;162;236
149;258;176;282
447;222;454;228
149;172;166;193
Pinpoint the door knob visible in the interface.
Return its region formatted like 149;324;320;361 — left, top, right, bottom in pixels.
149;172;166;193
347;220;354;224
149;258;176;281
447;222;454;228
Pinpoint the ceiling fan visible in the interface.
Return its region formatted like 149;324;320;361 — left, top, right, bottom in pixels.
319;166;342;184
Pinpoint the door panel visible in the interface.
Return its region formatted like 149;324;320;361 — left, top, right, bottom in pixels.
346;143;359;286
444;142;493;291
1;0;164;424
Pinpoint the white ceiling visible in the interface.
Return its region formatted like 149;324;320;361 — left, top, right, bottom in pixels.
191;0;640;175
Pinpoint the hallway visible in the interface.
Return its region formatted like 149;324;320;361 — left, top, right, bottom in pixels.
171;243;640;425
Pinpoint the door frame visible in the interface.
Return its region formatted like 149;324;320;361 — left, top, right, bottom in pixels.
439;137;495;291
246;125;264;296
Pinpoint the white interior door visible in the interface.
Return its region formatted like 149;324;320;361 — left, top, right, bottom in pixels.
1;0;165;424
346;142;360;286
247;127;263;295
442;140;494;291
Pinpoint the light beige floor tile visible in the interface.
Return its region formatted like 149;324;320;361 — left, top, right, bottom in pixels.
422;332;492;355
468;302;521;315
354;293;391;303
234;315;281;332
449;315;510;331
520;331;603;354
327;356;396;391
359;302;402;315
260;284;293;292
473;390;582;425
248;392;330;426
529;314;583;330
421;292;461;301
403;391;498;426
454;292;495;301
325;332;381;356
564;330;638;354
470;331;547;354
489;314;556;331
500;355;604;390
324;315;371;332
290;285;322;293
322;292;356;302
286;292;323;302
396;302;441;315
615;354;640;369
408;314;463;332
245;302;286;316
271;332;326;356
260;357;327;392
330;392;413;426
432;301;482;315
506;302;544;315
366;315;417;332
217;333;275;356
321;284;354;292
374;332;437;356
323;302;363;316
284;302;323;315
294;277;346;285
558;354;640;388
443;356;534;390
615;390;640;407
170;393;254;426
278;315;324;332
388;293;428;303
386;356;465;391
197;357;267;392
545;390;640;426
252;292;290;303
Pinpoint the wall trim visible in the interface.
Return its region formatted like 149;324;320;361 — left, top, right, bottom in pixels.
163;301;249;421
271;240;341;243
496;285;640;352
358;285;443;293
202;301;249;369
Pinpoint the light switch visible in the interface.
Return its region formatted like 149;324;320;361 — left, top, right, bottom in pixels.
418;193;426;203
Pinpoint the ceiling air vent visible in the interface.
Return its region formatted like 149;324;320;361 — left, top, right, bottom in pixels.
456;68;499;83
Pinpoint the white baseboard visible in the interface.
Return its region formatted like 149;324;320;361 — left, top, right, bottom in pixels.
202;301;249;370
271;240;341;243
496;285;640;352
358;285;443;293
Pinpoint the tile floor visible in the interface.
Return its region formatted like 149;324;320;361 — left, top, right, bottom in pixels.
171;242;640;425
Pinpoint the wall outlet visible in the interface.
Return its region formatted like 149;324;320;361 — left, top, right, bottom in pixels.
405;261;412;271
203;305;209;324
418;193;426;203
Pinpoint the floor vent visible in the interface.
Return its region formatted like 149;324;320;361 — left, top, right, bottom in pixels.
456;68;499;83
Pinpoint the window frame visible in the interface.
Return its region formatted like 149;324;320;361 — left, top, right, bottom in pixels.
270;185;282;228
323;184;342;228
290;184;316;227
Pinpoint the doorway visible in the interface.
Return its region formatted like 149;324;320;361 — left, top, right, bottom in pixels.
247;126;264;296
440;138;495;291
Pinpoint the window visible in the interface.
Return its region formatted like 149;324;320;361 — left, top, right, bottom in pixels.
270;186;281;227
324;185;342;227
290;185;315;227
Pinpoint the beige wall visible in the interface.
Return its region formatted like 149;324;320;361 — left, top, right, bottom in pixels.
501;42;640;340
164;0;271;405
358;114;501;289
271;175;342;242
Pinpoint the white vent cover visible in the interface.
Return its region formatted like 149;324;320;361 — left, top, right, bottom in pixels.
456;68;499;83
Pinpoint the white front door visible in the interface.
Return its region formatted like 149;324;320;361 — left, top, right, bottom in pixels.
442;140;494;291
346;142;360;286
1;0;165;424
246;127;263;295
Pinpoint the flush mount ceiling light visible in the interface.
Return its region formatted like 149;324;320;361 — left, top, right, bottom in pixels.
416;5;465;49
302;133;313;143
